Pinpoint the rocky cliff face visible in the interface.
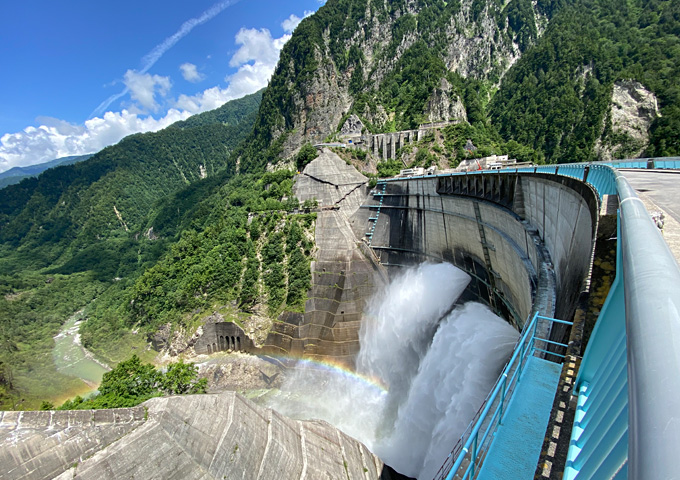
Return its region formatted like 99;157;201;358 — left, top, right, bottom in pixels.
595;80;660;161
255;0;547;162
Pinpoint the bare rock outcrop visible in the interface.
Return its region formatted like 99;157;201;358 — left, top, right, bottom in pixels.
596;80;660;160
425;77;467;124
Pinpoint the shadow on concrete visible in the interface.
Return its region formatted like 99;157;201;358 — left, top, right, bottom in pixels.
380;464;417;480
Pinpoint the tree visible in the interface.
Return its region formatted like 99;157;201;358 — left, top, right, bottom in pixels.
295;143;319;171
98;354;160;399
161;360;207;395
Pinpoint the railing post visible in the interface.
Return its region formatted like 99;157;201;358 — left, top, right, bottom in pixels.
471;433;478;478
498;375;508;426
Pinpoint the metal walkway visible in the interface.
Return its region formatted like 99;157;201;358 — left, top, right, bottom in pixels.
477;356;561;480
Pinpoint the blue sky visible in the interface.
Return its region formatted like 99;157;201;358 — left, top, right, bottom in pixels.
0;0;324;172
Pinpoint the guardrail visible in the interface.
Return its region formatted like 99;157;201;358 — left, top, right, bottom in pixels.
433;313;572;480
566;169;680;479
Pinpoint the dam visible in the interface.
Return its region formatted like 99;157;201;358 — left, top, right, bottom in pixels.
1;155;679;479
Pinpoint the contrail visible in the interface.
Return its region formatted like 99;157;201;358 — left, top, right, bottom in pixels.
90;0;240;118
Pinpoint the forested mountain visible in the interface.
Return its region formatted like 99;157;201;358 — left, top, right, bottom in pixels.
0;91;263;408
235;0;678;168
0;90;263;267
491;0;680;162
0;154;93;190
2;0;679;409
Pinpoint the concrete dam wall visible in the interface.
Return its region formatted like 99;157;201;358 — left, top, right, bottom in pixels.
0;393;386;480
263;153;599;367
353;172;599;329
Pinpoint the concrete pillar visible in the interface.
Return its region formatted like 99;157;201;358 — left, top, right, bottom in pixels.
391;134;396;159
382;135;387;160
373;135;379;158
399;132;404;150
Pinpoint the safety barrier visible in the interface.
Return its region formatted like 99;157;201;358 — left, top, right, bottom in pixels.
565;171;680;479
434;313;572;480
564;214;627;479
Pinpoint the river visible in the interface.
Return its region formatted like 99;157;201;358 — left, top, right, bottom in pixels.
52;310;110;390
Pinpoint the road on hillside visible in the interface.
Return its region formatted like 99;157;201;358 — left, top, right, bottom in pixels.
621;170;680;224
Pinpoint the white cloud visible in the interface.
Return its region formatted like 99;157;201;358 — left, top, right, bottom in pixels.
229;28;289;68
281;11;314;33
91;0;240;117
123;70;171;112
175;26;293;115
0;9;315;173
282;14;302;34
180;63;204;83
0;109;191;172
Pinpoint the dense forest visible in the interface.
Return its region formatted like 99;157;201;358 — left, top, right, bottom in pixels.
0;92;268;408
1;0;679;409
491;0;680;162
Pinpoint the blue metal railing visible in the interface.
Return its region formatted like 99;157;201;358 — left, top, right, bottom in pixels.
564;213;627;479
564;167;680;479
434;313;573;480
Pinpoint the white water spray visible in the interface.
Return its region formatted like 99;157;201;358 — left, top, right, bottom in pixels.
262;263;519;479
377;302;519;478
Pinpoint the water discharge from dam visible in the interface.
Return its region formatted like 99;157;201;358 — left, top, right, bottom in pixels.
264;263;518;479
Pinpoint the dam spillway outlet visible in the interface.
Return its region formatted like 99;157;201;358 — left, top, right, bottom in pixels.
259;262;519;479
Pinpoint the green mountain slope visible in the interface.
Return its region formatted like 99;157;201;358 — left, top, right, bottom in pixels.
0;90;262;266
235;0;678;168
0;92;263;408
490;0;680;162
234;0;555;170
0;154;93;190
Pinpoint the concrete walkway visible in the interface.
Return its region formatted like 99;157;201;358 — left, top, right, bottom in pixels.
477;357;562;480
621;170;680;266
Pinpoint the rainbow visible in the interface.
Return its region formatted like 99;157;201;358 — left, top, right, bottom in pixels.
261;354;389;395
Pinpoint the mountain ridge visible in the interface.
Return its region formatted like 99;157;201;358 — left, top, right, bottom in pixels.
0;154;93;189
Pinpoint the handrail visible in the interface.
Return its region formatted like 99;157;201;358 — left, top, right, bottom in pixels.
615;172;680;479
436;313;571;480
